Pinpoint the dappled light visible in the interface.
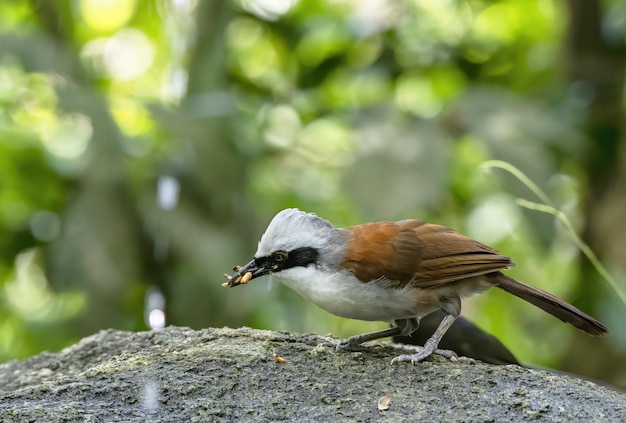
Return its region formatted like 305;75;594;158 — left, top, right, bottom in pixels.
3;249;85;358
79;0;136;32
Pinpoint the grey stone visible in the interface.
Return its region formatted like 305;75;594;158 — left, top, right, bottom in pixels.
0;326;624;422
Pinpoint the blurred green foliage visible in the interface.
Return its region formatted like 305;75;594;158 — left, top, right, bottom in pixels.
1;0;625;388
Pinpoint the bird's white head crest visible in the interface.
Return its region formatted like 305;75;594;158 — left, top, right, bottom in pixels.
256;208;337;257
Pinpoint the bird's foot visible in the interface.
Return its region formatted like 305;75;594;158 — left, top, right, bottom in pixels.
317;337;380;352
391;346;457;364
335;339;383;352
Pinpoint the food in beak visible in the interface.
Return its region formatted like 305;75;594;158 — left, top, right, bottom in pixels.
221;267;252;288
240;271;253;284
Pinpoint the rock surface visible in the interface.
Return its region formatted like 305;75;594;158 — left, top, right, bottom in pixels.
0;326;624;422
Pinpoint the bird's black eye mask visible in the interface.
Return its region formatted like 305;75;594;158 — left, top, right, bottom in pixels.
225;247;319;288
256;247;319;273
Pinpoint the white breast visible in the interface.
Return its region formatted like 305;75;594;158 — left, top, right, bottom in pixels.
272;267;439;322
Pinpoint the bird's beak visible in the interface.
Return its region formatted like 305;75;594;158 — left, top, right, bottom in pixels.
223;258;270;288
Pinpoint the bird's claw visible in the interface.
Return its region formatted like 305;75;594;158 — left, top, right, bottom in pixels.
317;338;374;352
391;347;457;364
335;340;371;352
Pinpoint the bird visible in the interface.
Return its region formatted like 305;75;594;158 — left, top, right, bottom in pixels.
223;208;608;364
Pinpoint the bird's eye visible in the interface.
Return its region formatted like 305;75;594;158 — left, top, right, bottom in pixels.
273;251;287;262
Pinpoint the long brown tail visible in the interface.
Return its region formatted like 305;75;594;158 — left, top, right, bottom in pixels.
490;272;608;335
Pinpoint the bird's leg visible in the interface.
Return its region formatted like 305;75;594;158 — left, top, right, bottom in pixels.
391;315;457;363
391;297;461;364
331;318;418;351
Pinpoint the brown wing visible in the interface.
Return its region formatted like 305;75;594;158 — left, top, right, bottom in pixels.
339;219;514;288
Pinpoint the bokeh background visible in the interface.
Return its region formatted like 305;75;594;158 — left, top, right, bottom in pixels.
1;0;625;389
